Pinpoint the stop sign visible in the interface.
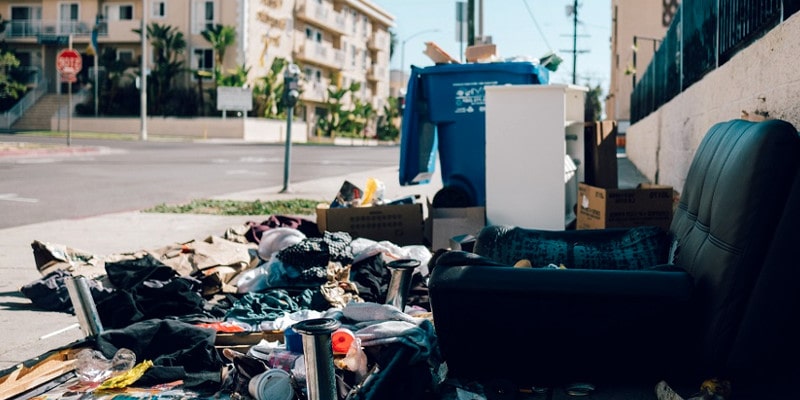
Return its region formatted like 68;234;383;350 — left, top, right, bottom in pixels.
56;49;82;74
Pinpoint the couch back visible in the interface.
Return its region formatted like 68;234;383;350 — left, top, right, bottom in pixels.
670;119;800;374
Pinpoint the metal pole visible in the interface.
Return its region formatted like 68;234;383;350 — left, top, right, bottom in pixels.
64;276;104;337
140;0;148;141
280;105;293;193
293;318;341;400
632;36;638;88
385;259;419;311
68;35;72;147
94;50;98;117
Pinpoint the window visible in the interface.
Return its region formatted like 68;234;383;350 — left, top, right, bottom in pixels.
305;26;322;43
193;49;214;78
59;3;80;34
104;4;134;21
304;66;322;83
152;1;167;18
351;45;356;68
9;6;42;36
117;50;134;63
193;0;216;34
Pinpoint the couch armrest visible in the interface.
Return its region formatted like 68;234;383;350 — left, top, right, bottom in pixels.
429;264;694;386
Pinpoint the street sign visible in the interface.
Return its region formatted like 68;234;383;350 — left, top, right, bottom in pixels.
56;49;83;75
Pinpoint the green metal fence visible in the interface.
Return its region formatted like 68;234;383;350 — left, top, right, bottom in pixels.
631;0;798;123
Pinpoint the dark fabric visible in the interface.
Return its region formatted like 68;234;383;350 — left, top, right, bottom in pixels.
224;290;302;325
105;254;177;289
474;225;672;269
20;269;75;312
245;215;320;244
276;231;353;270
354;344;436;400
669;119;800;373
94;319;224;392
352;254;390;303
20;270;114;313
96;255;221;329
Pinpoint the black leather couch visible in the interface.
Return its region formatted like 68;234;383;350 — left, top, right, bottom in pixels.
429;119;800;396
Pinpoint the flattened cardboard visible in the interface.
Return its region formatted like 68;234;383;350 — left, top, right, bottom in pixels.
577;182;673;231
426;200;486;250
316;203;424;246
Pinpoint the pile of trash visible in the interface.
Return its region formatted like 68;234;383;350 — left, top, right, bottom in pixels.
8;211;451;399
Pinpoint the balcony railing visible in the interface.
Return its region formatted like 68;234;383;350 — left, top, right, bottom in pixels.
631;0;799;123
295;40;344;69
368;31;389;51
296;0;346;35
6;20;97;38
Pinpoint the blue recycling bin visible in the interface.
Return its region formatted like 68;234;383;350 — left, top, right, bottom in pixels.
399;61;549;206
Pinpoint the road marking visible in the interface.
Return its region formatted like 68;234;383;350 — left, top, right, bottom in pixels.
0;193;39;203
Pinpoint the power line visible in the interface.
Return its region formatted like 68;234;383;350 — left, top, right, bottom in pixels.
522;0;553;51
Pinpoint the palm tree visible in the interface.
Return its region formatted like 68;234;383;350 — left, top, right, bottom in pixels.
201;24;237;90
135;23;187;114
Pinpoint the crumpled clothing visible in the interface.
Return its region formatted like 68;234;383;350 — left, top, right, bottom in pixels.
257;228;307;261
355;320;437;364
97;255;222;329
243;215;321;244
276;231;353;270
350;238;433;277
225;290;304;326
95;319;224;392
320;262;363;308
20;268;113;312
341;302;418;325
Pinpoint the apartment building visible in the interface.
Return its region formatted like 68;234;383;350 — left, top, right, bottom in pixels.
0;0;394;132
606;0;677;136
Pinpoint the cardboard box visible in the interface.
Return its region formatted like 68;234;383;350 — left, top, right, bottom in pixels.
316;203;424;246
426;201;486;250
577;183;673;231
465;44;497;62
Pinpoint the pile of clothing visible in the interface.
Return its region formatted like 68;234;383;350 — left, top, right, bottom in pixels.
18;215;445;399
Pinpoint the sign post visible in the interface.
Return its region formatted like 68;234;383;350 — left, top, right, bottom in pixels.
56;45;82;146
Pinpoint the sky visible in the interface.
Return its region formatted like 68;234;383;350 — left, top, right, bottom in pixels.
372;0;612;94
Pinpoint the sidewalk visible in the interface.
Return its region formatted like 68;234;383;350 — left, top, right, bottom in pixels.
0;146;648;370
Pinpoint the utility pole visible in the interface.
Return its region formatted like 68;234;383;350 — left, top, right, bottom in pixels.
560;1;589;84
467;0;475;46
571;0;578;84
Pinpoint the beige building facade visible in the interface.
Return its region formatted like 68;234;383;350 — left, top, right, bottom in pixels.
606;0;678;134
0;0;394;136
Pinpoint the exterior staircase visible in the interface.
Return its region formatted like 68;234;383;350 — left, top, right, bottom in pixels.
11;94;67;131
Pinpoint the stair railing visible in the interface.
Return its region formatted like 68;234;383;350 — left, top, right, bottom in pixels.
1;78;50;130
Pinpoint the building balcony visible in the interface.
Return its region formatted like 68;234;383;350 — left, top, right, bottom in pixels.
4;19;141;43
301;81;329;103
367;64;386;81
295;0;346;36
368;31;389;51
294;40;344;70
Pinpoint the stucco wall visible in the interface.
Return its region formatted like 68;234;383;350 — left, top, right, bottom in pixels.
54;116;309;143
627;11;800;193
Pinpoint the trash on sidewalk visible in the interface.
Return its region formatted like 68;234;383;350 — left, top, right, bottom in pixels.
7;202;443;399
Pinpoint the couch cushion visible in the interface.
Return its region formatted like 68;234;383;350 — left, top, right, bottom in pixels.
474;225;672;269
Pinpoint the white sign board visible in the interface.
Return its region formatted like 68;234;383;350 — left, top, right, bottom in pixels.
217;86;253;111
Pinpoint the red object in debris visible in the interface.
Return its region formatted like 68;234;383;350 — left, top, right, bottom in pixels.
331;328;356;354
